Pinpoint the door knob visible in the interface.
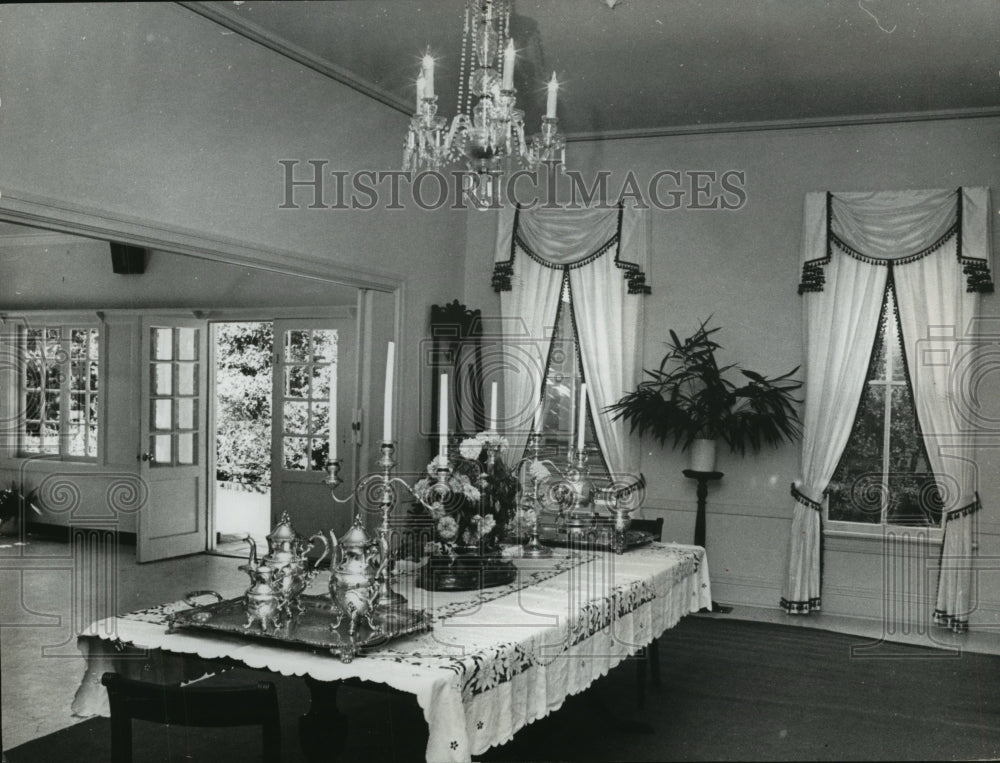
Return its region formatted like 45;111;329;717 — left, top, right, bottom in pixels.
141;452;156;463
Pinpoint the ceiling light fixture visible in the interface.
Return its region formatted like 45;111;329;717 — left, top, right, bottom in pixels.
403;0;566;205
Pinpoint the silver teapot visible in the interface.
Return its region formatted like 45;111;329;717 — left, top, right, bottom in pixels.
253;512;330;607
327;515;383;659
240;563;286;631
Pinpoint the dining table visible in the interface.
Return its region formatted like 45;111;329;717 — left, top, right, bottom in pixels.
72;542;711;762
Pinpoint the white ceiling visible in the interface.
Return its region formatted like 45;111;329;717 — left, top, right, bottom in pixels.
190;0;1000;138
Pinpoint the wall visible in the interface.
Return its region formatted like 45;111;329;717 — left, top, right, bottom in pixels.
463;116;1000;624
0;3;467;475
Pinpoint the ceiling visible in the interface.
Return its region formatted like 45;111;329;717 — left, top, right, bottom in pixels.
189;0;1000;139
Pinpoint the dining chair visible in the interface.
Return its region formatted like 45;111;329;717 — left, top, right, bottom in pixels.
101;672;281;762
629;516;664;709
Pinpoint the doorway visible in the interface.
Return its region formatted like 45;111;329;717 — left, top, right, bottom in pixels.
211;321;273;557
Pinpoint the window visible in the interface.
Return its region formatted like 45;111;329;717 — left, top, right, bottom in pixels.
826;284;942;529
539;276;600;462
279;328;337;470
21;325;100;459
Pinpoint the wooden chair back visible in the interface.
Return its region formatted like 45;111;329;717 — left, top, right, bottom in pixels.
101;672;280;762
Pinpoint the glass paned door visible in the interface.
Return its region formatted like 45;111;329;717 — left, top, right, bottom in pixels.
139;317;208;562
271;318;357;540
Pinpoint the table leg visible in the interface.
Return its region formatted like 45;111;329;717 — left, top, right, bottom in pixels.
300;676;348;762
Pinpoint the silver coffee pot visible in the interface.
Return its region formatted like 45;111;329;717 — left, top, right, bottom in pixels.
327;515;383;660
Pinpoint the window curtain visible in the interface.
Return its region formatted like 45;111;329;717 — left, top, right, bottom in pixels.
784;187;992;631
492;204;650;495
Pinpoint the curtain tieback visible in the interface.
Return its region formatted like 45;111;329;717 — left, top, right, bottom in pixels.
790;482;823;511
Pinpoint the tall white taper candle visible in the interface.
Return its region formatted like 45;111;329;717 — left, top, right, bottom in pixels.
439;373;448;458
577;382;587;452
489;381;498;431
383;341;395;442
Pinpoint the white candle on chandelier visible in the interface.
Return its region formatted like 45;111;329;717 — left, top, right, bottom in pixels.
422;51;435;98
415;71;426;111
576;382;587;452
546;72;559;119
502;39;515;90
439;373;449;459
533;401;543;434
383;341;395;443
489;381;498;431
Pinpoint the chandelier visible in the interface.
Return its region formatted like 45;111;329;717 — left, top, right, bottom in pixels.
403;0;566;204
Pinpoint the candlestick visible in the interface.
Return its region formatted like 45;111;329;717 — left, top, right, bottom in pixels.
415;72;425;112
546;72;559;119
422;51;435;98
383;341;395;443
502;39;515;90
439;373;448;458
577;382;587;452
489;381;498;431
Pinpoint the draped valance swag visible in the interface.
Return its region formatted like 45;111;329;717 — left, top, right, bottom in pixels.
492;203;650;496
783;187;992;633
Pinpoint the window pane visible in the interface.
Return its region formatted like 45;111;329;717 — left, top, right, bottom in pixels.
312;330;337;363
90;362;99;392
310;438;327;470
152;328;173;360
177;433;195;465
45;363;62;390
283;436;308;470
177;328;198;361
285;330;310;363
177;363;197;396
283;401;309;434
154;399;173;431
152;363;172;395
88;329;100;360
25;390;42;420
154;434;172;465
71;362;86;390
886;472;941;527
177;398;195;430
311;365;331;399
71;329;88;358
68;424;86;457
311;402;330;436
25;362;42;390
44;392;60;422
285;366;309;398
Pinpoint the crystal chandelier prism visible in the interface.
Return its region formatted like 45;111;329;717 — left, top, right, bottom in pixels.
403;0;566;204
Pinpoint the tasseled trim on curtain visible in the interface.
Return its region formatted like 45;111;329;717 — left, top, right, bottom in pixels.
492;204;652;294
796;189;994;294
780;596;821;614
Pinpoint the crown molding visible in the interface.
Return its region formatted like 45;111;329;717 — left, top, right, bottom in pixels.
178;1;412;116
565;106;1000;142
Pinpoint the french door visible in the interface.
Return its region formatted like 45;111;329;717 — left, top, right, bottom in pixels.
270;318;358;540
138;317;208;562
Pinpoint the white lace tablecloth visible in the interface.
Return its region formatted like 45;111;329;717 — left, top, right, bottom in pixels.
73;543;710;762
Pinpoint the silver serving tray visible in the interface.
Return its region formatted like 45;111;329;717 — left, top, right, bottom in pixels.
168;594;432;660
538;524;654;551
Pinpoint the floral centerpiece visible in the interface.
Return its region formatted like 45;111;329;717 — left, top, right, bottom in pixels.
413;431;519;590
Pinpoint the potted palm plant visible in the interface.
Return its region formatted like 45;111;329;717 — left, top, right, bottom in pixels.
606;320;802;471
